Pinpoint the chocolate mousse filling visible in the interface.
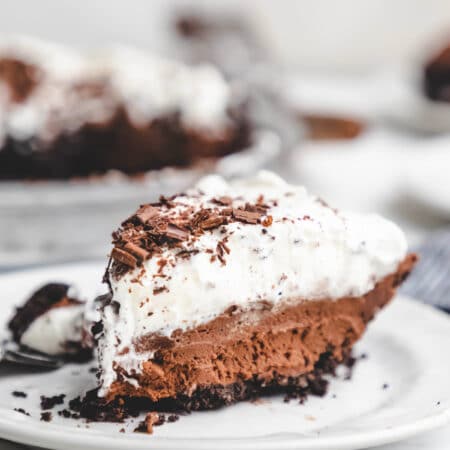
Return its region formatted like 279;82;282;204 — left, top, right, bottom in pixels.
102;254;416;410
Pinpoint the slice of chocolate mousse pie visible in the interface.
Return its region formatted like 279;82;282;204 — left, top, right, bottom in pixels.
96;171;416;410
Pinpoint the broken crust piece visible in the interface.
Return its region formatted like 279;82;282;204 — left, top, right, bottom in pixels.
97;171;416;411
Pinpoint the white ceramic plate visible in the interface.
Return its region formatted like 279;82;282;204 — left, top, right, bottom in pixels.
0;262;449;450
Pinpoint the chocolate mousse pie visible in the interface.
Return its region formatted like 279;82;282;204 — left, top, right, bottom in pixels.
8;283;90;359
95;171;416;410
0;36;249;180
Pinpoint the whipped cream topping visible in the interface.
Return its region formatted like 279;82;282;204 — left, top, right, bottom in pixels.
20;304;85;355
98;171;408;394
0;36;232;145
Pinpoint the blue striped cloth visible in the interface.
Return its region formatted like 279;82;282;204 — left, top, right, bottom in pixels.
401;230;450;313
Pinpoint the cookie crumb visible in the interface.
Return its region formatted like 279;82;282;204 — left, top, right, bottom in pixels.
40;412;52;422
14;408;30;416
12;391;27;398
41;394;66;410
134;412;165;434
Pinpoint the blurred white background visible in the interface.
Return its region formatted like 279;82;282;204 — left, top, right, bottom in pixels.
1;0;450;72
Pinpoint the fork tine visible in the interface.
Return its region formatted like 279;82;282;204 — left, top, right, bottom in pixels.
4;349;64;369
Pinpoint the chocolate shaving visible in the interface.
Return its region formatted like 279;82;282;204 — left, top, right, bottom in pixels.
159;195;176;208
109;191;272;278
153;286;169;295
176;249;199;259
111;247;137;268
200;215;226;230
245;202;268;213
40;411;52;422
136;205;159;224
124;242;149;262
221;239;230;254
166;224;188;241
212;196;232;206
232;208;262;224
216;239;231;265
191;209;210;228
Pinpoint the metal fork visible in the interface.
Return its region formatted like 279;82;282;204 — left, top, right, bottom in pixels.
0;343;64;369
